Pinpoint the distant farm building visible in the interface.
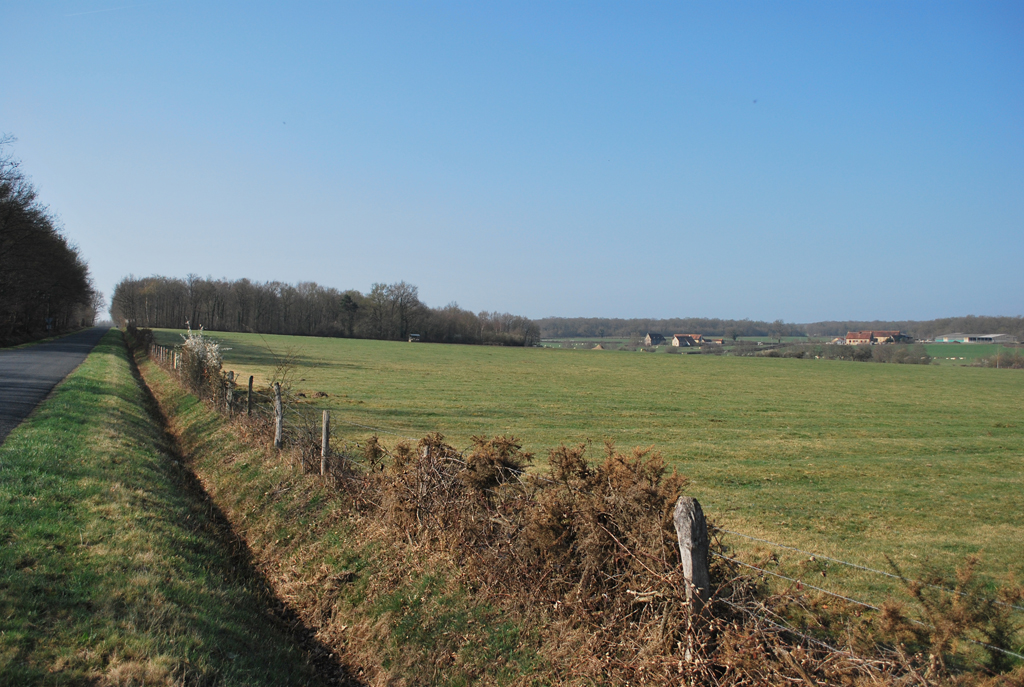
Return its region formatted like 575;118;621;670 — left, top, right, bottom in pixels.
671;334;704;347
408;333;421;342
644;333;666;346
845;330;909;345
934;333;1018;344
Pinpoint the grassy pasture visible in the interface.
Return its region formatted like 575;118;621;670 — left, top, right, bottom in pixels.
924;342;1006;365
153;329;1024;608
540;337;631;349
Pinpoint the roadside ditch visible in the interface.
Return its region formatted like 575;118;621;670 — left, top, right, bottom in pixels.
123;332;363;686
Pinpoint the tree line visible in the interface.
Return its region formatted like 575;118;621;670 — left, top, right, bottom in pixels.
541;315;1024;341
804;316;1024;341
538;317;804;340
0;137;98;346
110;275;540;346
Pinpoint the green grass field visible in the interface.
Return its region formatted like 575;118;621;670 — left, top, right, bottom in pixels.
924;342;1006;365
152;329;1024;608
0;330;322;685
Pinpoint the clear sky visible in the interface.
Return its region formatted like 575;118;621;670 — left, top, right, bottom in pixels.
2;1;1021;322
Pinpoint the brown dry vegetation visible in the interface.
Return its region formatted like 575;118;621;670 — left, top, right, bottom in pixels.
136;331;1024;686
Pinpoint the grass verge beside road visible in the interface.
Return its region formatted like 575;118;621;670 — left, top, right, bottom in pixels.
0;330;323;685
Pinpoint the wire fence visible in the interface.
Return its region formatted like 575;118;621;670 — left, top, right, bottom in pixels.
145;339;1024;665
714;551;1024;662
712;552;881;611
713;527;1024;613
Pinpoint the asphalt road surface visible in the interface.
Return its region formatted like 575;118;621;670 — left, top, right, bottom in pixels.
0;327;111;445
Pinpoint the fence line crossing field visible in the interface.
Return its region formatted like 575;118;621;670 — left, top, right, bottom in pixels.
152;329;1024;606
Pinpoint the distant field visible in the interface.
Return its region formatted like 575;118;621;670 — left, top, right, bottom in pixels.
735;335;816;343
540;338;631;349
924;342;1008;365
152;329;1024;607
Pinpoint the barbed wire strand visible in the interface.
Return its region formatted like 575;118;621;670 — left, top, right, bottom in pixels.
718;553;1024;661
717;597;851;657
329;416;419;441
715;527;1024;612
712;552;881;611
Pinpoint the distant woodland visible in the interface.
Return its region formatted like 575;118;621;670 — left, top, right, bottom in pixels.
0;137;98;346
109;271;1021;349
110;275;540;346
539;316;1024;341
539;317;804;340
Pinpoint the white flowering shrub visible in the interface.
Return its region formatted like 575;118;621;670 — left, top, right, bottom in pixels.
179;324;223;396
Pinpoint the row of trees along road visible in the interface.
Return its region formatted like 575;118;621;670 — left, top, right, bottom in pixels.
0;137;98;346
110;275;540;346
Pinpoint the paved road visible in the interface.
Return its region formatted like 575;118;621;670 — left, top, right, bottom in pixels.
0;327;111;445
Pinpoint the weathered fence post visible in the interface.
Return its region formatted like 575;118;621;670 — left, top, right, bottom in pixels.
673;496;710;613
273;382;283;449
674;495;710;662
225;371;234;413
246;375;253;417
321;410;330;476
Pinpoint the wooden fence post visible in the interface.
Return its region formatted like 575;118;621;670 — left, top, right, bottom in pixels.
321;410;330;476
673;496;710;613
246;376;253;417
674;495;710;662
273;382;283;449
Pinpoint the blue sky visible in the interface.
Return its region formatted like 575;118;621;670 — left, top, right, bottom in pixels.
2;1;1021;321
